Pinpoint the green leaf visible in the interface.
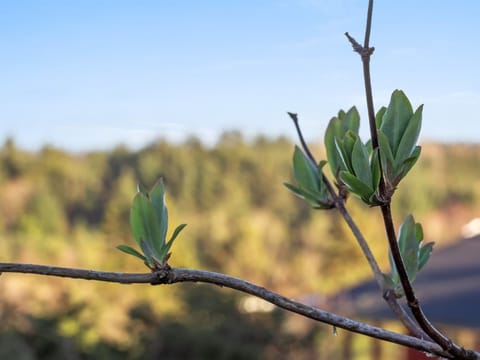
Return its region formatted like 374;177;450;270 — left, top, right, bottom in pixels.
343;107;361;133
375;106;387;129
380;90;414;155
284;183;319;205
169;223;187;244
150;178;169;251
334;138;351;173
351;137;372;187
140;238;157;268
339;171;373;202
130;192;162;249
292;146;321;193
383;273;397;289
395;105;423;162
398;215;415;254
116;245;146;262
136;182;149;195
370;148;381;192
159;223;187;261
377;130;395;183
342;131;357;173
324;107;360;177
418;242;434;271
387;216;432;289
397;215;425;282
414;222;424;244
396;146;421;183
284;183;331;209
325;118;342;176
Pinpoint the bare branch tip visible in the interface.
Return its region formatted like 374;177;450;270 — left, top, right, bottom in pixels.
287;112;298;122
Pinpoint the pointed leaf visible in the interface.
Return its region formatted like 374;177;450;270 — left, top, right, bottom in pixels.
334;138;351;173
161;224;186;261
375;106;387;129
377;130;395;181
398;215;415;254
380;90;414;154
351;138;372;186
339;171;374;202
418;242;434;271
370;148;381;191
139;238;156;268
414;222;424;244
395;146;421;183
292;146;321;193
140;237;167;267
116;245;147;262
324;107;360;176
325;117;343;176
150;178;169;251
169;223;187;244
130;192;162;249
284;183;330;208
343;131;358;172
398;215;421;282
383;273;397;289
395;105;423;162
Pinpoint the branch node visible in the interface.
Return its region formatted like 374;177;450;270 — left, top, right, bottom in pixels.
345;32;375;60
150;267;170;285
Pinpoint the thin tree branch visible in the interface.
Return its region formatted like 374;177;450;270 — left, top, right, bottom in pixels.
335;201;428;340
288;112;317;164
346;1;478;358
0;262;463;358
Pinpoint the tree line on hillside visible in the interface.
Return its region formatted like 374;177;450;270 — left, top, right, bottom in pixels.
0;134;479;358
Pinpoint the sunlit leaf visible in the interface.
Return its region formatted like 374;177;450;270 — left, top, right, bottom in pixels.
140;238;157;268
150;179;169;252
325;107;360;177
375;106;387;129
351;137;372;187
377;130;396;185
284;183;331;209
396;146;421;183
390;215;432;285
418;242;434;271
380;90;414;155
159;223;187;261
130;192;162;249
339;171;373;202
395;105;423;162
370;148;381;192
292;146;321;193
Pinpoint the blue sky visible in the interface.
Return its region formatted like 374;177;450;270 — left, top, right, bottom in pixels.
1;1;479;151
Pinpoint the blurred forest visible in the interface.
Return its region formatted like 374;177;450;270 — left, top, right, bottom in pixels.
0;132;479;359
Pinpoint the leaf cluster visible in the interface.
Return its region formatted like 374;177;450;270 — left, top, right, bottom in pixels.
286;90;423;207
383;215;434;297
284;146;334;209
377;90;423;197
117;179;187;270
285;90;435;298
324;107;381;205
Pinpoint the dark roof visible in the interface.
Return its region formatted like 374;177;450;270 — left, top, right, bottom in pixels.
339;236;480;329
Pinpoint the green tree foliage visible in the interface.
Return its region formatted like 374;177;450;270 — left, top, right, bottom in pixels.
0;134;479;357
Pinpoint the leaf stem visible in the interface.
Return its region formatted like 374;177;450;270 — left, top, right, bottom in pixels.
288;112;317;164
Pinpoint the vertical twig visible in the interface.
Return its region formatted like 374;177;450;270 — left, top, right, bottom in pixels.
347;1;477;358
